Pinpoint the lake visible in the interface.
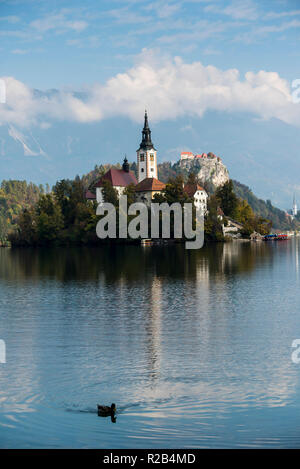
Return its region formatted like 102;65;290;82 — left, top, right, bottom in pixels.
0;240;300;448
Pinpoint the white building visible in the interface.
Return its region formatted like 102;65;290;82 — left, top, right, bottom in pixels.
180;151;194;161
183;183;208;213
137;111;158;182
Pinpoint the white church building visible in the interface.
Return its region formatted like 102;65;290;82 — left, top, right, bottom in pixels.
86;111;208;211
137;111;158;182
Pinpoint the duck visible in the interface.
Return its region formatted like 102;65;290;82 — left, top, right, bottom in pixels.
97;403;116;416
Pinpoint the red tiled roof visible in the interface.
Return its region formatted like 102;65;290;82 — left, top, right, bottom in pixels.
94;168;137;188
85;190;96;200
135;177;165;192
184;183;205;198
181;151;194;155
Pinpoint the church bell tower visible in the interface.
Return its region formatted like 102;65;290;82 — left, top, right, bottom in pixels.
137;111;158;182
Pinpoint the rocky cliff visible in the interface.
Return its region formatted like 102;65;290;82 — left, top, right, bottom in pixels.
179;156;229;192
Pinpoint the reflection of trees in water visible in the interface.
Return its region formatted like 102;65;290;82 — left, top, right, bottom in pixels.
0;242;275;284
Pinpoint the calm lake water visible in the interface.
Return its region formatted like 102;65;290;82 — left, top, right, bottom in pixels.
1;240;300;448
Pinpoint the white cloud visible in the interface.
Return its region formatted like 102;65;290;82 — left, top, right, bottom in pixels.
235;18;300;43
144;2;181;19
11;49;29;55
266;10;300;19
0;53;300;129
254;19;300;34
205;0;258;20
30;13;88;33
0;16;20;23
202;47;221;55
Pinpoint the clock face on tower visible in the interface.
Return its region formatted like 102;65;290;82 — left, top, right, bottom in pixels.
137;111;158;182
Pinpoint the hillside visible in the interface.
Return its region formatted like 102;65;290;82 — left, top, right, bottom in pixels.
232;180;296;231
81;161;295;231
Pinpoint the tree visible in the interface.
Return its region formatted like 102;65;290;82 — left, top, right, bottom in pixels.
204;195;224;241
215;180;239;218
35;194;64;243
187;172;198;185
101;180;119;206
163;175;191;205
123;183;136;207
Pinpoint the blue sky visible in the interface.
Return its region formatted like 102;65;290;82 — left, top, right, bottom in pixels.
1;0;300;208
1;0;300;87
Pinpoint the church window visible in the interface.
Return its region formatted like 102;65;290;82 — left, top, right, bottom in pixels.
150;154;154;161
141;168;144;172
140;154;144;161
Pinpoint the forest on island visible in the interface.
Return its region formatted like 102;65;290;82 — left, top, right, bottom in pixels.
0;161;297;246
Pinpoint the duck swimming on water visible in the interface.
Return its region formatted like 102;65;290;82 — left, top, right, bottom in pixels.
97;403;116;416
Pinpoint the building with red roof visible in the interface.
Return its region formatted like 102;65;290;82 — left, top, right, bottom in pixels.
85;157;137;204
85;189;96;200
180;151;194;161
135;177;165;205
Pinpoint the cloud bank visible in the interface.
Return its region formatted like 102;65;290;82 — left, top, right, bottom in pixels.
1;53;299;128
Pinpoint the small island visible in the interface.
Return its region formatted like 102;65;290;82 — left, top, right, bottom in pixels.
1;112;299;247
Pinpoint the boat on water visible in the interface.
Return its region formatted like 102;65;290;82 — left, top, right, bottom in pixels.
263;233;290;241
141;238;154;246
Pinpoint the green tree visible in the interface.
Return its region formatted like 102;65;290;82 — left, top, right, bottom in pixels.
163;175;191;205
35;194;64;243
204;195;224;241
101;180;119;206
123;183;136;206
216;180;239;218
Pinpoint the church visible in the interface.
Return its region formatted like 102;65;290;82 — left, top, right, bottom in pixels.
86;111;166;204
86;111;208;212
135;111;166;205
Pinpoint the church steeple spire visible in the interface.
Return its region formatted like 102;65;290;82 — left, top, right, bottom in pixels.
139;110;156;151
144;109;149;129
137;111;158;182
